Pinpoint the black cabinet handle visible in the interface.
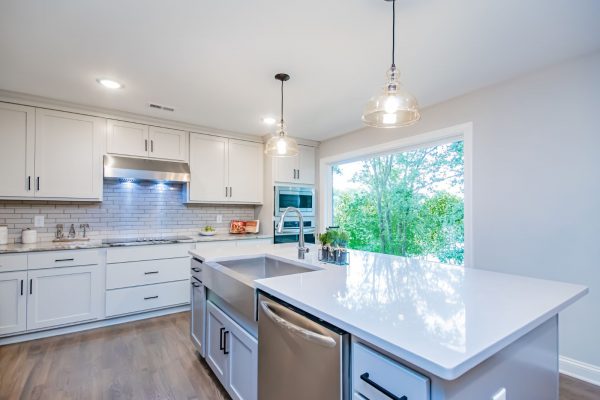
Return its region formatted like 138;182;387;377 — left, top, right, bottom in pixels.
20;280;24;296
219;327;225;350
229;187;232;197
55;258;75;262
144;271;159;275
297;169;300;180
144;295;158;300
223;330;229;354
145;139;148;152
192;267;201;273
29;279;33;295
150;140;154;152
36;177;40;191
360;373;407;400
27;176;31;191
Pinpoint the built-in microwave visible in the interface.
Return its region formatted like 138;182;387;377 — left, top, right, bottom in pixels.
274;216;316;244
274;185;315;216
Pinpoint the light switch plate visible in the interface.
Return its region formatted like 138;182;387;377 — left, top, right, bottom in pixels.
492;388;506;400
34;215;45;228
216;215;223;223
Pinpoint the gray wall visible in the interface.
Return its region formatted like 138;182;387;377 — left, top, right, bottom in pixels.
0;180;256;243
319;51;600;369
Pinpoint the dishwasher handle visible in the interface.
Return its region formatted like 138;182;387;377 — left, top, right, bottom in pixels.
260;300;337;348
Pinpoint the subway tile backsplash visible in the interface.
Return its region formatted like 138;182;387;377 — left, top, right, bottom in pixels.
0;181;257;243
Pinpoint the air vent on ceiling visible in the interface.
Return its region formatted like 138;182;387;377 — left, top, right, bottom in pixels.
148;102;175;112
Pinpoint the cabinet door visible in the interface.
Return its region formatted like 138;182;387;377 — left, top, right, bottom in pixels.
226;316;258;400
206;301;229;386
228;139;263;204
107;119;149;157
148;126;187;161
273;154;298;183
189;133;228;202
27;265;103;331
190;280;206;357
35;109;105;199
297;145;316;184
0;271;27;336
0;103;35;198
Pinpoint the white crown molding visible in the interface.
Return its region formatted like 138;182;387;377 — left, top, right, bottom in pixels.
0;89;265;143
560;355;600;387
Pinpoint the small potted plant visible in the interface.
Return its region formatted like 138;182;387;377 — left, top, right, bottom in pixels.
318;232;330;261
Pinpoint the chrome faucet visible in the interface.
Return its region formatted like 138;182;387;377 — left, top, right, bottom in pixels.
277;207;310;259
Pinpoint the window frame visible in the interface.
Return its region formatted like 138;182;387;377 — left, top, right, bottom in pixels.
319;122;474;267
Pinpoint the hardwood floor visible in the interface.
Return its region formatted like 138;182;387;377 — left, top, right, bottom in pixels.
0;312;229;400
0;312;598;400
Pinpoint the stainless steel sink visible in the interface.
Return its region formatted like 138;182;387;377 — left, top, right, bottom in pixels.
200;256;320;325
218;256;316;280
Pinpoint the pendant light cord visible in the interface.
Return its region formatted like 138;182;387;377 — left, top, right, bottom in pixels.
392;0;396;68
280;79;284;126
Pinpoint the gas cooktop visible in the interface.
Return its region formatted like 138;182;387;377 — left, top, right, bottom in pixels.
102;236;194;247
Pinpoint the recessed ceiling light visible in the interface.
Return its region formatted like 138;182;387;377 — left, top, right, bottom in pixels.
96;78;123;89
262;117;276;125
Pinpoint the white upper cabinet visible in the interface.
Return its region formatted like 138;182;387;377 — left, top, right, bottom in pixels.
0;103;35;198
273;145;316;185
107;120;149;158
228;139;263;204
188;133;263;204
189;133;228;203
273;154;297;183
107;119;188;162
148;126;188;161
35;109;105;200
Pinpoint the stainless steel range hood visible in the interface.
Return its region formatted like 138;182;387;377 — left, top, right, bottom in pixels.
104;155;190;182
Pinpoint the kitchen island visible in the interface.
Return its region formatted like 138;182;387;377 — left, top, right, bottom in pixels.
189;243;587;400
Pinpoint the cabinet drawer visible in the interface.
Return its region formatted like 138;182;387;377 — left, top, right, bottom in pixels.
0;254;28;272
28;249;101;270
106;280;190;317
106;257;189;289
106;243;192;263
352;342;430;400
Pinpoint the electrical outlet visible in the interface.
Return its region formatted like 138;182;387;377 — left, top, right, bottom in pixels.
34;215;45;228
216;215;223;223
492;388;506;400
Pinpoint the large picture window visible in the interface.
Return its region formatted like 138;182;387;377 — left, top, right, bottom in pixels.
332;139;464;265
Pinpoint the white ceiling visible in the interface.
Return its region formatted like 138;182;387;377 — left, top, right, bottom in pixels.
1;0;599;141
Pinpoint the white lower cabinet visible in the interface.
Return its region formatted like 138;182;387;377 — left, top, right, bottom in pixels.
206;301;258;400
26;265;103;331
352;342;430;400
0;271;27;336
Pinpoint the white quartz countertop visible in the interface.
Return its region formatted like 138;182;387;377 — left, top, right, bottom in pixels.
189;244;588;380
0;233;271;254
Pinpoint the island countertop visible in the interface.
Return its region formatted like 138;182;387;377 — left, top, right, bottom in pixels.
189;243;588;380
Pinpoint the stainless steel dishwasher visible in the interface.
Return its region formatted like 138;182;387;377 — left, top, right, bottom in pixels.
258;292;349;400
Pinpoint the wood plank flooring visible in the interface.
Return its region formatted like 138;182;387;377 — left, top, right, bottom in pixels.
0;312;598;400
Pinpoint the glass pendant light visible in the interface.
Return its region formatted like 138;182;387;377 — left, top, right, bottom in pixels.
362;0;420;128
265;73;299;157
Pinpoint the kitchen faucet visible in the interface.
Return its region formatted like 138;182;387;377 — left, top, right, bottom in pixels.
277;207;310;259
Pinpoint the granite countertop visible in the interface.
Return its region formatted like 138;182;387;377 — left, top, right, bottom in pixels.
190;243;588;380
0;233;272;254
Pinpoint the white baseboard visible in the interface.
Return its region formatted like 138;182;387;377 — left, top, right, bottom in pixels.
560;356;600;387
0;305;190;346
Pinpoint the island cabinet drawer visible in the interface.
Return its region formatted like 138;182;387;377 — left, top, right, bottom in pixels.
28;249;101;270
106;280;190;317
106;243;192;264
0;254;28;272
106;257;190;289
352;342;430;400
